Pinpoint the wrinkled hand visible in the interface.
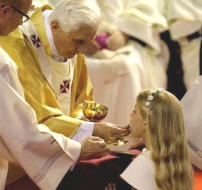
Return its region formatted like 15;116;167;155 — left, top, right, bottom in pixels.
106;30;128;50
93;122;130;141
123;135;144;149
79;136;107;160
107;136;144;154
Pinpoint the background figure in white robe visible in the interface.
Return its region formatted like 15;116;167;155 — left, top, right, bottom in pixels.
166;0;202;90
86;0;169;125
181;76;202;170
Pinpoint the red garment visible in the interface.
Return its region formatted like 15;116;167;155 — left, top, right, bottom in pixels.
57;150;140;190
193;166;202;190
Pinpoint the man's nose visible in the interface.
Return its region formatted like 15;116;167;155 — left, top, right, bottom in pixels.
77;46;86;54
19;19;23;26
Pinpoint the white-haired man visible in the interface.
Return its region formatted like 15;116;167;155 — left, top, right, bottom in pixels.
0;0;128;149
0;0;122;189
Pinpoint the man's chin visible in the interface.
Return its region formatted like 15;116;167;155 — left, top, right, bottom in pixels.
67;53;76;58
2;31;12;36
2;27;18;36
60;52;77;59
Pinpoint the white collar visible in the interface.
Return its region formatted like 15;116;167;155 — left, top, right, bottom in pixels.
42;10;67;62
141;149;152;158
121;150;156;190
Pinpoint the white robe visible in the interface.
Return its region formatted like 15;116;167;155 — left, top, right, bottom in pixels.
87;42;145;126
181;76;202;170
121;150;157;190
86;0;168;125
166;0;202;89
0;46;81;190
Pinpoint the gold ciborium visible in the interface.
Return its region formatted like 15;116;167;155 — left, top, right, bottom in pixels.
82;101;108;122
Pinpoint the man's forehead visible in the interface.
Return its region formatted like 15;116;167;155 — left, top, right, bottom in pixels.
5;0;31;7
72;28;96;39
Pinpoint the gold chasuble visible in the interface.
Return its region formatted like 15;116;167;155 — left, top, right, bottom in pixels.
0;5;93;137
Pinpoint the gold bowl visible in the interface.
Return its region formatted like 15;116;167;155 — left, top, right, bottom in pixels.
82;101;108;122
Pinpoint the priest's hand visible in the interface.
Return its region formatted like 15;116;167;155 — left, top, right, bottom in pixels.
93;122;130;141
106;30;128;50
79;136;107;160
122;135;144;149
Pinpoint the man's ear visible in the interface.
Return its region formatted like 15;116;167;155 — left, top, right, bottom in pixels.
0;6;12;21
51;20;61;36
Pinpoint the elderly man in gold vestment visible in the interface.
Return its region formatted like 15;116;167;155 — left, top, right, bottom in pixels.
0;0;122;189
0;0;128;144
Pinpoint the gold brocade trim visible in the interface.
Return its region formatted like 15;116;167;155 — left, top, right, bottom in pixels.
38;114;62;124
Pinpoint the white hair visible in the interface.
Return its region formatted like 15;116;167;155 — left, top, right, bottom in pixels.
49;0;101;33
47;0;59;7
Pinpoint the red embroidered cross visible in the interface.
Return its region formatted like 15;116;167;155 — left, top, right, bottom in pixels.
31;34;41;48
60;80;70;93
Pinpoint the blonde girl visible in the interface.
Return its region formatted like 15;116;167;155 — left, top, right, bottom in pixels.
121;89;193;190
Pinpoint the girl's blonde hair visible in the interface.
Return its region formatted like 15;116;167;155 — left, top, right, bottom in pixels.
137;89;193;190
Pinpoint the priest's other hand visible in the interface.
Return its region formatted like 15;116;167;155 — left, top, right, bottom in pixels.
123;135;144;149
79;136;107;160
93;122;130;141
106;30;128;50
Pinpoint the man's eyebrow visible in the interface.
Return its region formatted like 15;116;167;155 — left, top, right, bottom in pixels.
74;39;85;44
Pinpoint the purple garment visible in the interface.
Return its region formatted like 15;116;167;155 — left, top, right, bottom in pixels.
95;33;109;49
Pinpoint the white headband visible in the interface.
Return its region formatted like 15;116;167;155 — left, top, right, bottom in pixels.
145;88;164;107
